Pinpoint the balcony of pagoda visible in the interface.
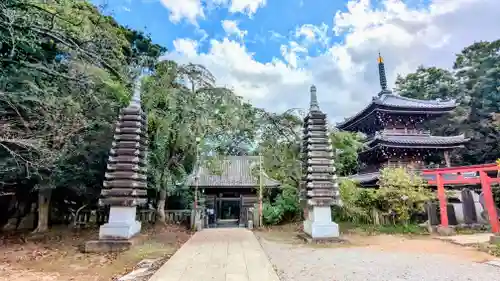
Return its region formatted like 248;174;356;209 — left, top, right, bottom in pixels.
382;162;445;172
357;161;444;175
365;128;431;142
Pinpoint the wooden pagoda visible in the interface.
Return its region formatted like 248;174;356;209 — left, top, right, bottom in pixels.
337;54;469;187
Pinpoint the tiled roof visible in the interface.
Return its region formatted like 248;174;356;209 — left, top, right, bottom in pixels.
337;93;457;129
347;170;479;184
187;156;281;188
366;133;469;147
346;172;380;183
376;93;456;108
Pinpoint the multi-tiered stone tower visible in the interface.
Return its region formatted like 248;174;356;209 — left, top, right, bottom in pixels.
85;79;148;252
301;85;340;240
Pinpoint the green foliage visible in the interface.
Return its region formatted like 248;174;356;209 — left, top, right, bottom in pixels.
352;223;428;235
143;60;259;200
335;168;434;225
395;39;500;166
333;179;375;223
377;168;434;223
395;66;459;101
258;110;303;187
262;202;282;225
262;185;301;225
0;0;164;229
330;131;365;176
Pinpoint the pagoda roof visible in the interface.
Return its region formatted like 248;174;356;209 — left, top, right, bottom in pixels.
347;169;480;185
364;133;469;149
337;92;457;130
187;156;281;188
346;172;380;184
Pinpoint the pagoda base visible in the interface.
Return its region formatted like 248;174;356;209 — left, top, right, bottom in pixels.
303;205;339;239
99;206;141;240
83;239;134;253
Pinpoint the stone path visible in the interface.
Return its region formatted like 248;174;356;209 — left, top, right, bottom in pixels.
434;233;492;245
148;228;279;281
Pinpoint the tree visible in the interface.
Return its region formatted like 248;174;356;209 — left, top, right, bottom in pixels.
257;109;303;183
395;40;500;166
330;131;364;176
143;60;258;223
454;40;500;165
395;66;460;101
0;0;163;231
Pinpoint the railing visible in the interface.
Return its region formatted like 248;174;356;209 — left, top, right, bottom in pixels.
164;209;192;224
72;208;192;228
382;162;446;171
381;128;431;136
366;129;431;141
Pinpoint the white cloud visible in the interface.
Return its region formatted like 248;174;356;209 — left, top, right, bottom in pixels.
213;0;267;17
221;20;248;39
280;41;308;69
163;0;500;122
172;38;199;57
160;0;204;24
162;0;267;23
166;38;310;111
269;31;286;41
295;23;329;46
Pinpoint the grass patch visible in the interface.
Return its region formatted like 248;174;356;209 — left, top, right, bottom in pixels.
490;244;500;257
339;222;429;236
454;226;490;235
475;242;500;258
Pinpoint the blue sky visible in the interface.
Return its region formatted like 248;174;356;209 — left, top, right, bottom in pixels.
95;0;349;62
92;0;499;122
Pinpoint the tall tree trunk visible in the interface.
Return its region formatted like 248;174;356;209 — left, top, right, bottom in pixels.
33;188;51;233
157;189;167;224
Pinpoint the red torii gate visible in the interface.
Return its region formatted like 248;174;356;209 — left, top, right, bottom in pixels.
422;163;500;234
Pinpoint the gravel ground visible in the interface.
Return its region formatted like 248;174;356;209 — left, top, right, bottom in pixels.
258;238;500;281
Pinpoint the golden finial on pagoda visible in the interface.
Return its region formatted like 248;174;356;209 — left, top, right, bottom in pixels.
377;52;384;64
378;52;388;92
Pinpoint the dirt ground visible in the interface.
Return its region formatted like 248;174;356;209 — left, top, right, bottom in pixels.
0;225;192;281
255;223;497;263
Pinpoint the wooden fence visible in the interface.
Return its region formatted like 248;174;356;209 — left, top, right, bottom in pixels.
72;208;191;228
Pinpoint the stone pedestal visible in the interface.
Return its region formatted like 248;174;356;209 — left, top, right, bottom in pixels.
99;206;141;239
84;207;142;253
303;205;339;239
436;225;456;236
489;234;500;244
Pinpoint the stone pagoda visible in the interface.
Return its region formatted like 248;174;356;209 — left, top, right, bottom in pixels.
300;85;340;240
85;78;148;252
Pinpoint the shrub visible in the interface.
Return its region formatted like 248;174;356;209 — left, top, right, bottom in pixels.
334;168;435;225
377;167;434;224
262;184;301;225
334;179;374;223
262;202;282;225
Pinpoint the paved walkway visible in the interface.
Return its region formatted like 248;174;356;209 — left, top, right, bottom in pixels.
148;228;280;281
434;233;492;245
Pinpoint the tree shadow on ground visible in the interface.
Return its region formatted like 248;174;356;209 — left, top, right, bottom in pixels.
0;225;192;281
